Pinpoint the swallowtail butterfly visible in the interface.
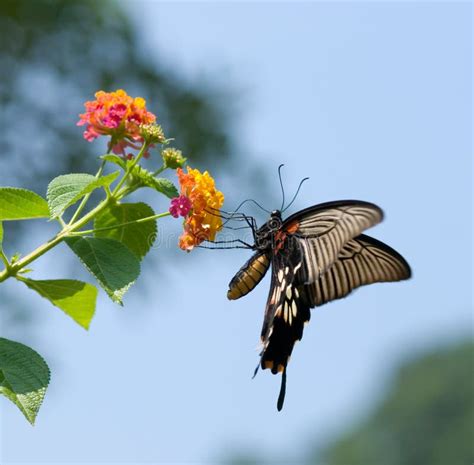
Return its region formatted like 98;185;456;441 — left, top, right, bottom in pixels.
225;199;411;410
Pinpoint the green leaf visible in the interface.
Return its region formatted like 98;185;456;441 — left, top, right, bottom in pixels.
47;172;120;218
0;187;50;221
131;167;179;198
100;154;126;169
65;236;140;304
0;338;50;425
21;278;98;329
0;222;3;250
151;178;179;198
94;202;157;259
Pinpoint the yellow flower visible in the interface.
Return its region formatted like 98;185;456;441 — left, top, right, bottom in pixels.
175;167;224;251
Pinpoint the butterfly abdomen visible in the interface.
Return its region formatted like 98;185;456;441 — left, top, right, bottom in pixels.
227;251;271;300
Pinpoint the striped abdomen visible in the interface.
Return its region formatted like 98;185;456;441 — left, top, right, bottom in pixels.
227;250;271;300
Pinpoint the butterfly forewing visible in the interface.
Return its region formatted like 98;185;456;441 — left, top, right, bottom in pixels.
284;201;383;283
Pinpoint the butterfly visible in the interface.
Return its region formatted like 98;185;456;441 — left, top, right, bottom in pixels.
225;199;411;411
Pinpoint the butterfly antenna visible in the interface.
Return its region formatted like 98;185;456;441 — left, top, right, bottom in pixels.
232;198;271;215
278;164;286;211
282;177;309;213
277;367;287;411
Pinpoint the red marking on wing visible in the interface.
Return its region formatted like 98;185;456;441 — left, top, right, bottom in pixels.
285;221;299;234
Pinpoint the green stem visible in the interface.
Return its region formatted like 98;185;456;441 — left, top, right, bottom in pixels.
112;142;149;195
0;195;112;283
0;250;9;269
152;165;166;176
69;211;171;236
69;160;106;225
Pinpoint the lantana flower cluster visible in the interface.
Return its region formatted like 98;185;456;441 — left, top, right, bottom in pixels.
172;167;224;251
77;89;159;157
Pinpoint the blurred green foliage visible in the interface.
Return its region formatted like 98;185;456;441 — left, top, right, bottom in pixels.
318;339;473;465
0;0;235;189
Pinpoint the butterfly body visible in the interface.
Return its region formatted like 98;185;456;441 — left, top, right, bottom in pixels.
227;200;411;410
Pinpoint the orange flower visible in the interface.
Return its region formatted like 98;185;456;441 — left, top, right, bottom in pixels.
175;167;224;251
77;89;157;157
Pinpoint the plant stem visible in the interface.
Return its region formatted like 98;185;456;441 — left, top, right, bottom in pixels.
112;142;149;195
68;160;106;225
69;211;171;236
0;195;112;283
0;250;9;268
152;165;166;176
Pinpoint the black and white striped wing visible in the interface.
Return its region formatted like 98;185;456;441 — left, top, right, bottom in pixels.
303;234;412;307
284;200;383;283
259;249;310;376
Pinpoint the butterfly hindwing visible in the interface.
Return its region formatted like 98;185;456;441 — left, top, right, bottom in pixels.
259;236;310;374
304;234;412;306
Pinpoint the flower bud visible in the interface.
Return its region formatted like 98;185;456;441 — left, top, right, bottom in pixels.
162;148;186;169
140;123;166;144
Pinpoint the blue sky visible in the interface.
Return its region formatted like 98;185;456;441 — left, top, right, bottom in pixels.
1;2;472;464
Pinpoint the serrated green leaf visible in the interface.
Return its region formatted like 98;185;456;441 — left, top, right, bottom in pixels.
100;154;126;169
94;202;157;259
0;188;50;221
131;167;179;198
65;236;140;304
21;279;98;329
0;338;50;425
47;172;120;218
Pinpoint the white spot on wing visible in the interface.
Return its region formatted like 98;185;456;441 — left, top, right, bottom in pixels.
291;300;297;317
283;302;289;322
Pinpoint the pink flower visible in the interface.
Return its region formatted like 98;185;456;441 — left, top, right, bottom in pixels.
77;89;157;157
169;195;192;218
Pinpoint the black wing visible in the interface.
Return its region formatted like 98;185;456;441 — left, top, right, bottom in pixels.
258;236;309;410
283;200;383;283
259;238;309;374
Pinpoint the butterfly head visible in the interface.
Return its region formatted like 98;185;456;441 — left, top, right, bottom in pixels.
255;210;283;250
